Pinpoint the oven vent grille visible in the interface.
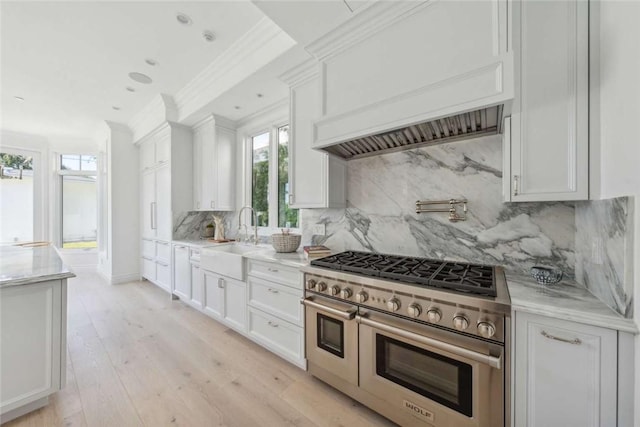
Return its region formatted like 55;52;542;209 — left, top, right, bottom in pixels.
321;105;503;160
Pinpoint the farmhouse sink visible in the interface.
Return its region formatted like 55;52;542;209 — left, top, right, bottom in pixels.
201;244;263;281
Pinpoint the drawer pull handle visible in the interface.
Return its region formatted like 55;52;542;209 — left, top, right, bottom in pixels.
267;321;279;328
541;330;581;345
267;288;279;294
267;268;279;272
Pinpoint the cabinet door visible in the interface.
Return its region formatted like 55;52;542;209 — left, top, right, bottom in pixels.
514;312;617;427
140;140;155;171
190;264;202;308
173;245;190;300
214;126;235;211
141;171;156;239
0;281;63;414
223;277;246;332
192;132;203;211
155;131;171;166
203;270;223;319
141;257;156;281
155;165;172;241
155;261;171;291
197;121;215;210
290;77;329;208
507;0;588;201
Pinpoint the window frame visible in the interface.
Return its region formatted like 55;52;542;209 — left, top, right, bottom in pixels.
244;121;300;236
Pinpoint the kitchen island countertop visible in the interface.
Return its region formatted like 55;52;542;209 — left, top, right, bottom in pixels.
506;273;637;334
0;245;75;288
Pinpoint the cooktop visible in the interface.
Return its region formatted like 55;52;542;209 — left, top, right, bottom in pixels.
310;250;497;297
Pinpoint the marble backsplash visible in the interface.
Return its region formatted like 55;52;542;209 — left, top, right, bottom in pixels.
575;197;634;318
301;135;577;277
173;211;239;241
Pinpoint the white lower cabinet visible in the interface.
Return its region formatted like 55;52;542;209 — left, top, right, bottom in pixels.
141;239;172;292
514;311;617;427
248;307;304;367
172;245;191;300
190;264;202;308
202;269;246;333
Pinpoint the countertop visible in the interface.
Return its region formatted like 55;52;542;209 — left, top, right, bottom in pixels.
506;273;638;334
242;247;310;268
171;239;234;248
0;245;76;287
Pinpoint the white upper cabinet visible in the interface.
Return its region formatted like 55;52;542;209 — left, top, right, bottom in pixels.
504;0;589;201
280;61;346;209
306;0;513;149
192;115;236;212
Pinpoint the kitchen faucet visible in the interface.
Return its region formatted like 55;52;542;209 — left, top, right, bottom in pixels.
238;206;258;245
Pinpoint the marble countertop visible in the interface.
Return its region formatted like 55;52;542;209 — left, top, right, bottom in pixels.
506;273;638;334
0;245;76;287
172;239;234;248
243;248;310;268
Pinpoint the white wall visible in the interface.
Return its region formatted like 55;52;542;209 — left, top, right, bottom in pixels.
593;1;640;423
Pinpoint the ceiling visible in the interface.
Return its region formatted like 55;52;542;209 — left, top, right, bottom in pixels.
0;1;266;140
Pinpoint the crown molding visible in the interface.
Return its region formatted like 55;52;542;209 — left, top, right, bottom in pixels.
175;17;296;123
128;94;178;143
235;98;289;129
192;114;237;132
306;1;433;61
279;58;320;87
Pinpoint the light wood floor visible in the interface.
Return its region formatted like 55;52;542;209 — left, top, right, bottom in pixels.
4;273;394;427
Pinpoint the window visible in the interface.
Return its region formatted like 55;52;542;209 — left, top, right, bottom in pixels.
0;152;34;243
59;154;97;249
248;125;298;229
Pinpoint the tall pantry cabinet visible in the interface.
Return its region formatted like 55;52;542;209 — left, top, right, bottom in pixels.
138;122;193;291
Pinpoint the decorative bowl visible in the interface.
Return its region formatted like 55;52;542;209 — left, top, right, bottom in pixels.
530;266;563;285
271;233;301;253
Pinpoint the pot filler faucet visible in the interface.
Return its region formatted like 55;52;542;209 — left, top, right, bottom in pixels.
238;206;258;245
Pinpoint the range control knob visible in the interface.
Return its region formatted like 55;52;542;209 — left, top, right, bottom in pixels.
453;315;470;331
387;298;401;312
329;285;340;296
426;308;442;323
315;281;327;292
407;303;422;318
477;321;496;339
306;279;316;290
355;291;368;303
340;288;352;299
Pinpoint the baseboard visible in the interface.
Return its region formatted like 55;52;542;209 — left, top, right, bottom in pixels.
97;269;140;285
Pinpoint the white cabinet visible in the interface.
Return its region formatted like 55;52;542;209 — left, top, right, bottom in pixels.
190;263;202;308
306;1;512;149
173;244;191;300
504;0;589;202
280;62;346;208
192;115;236;211
202;269;246;333
514;312;617;427
1;280;67;421
137;122;193;293
246;259;305;368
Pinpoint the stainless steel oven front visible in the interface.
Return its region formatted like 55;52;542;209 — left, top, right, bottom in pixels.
357;309;505;427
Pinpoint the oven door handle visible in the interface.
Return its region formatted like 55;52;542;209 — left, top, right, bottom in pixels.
301;298;357;320
356;315;502;369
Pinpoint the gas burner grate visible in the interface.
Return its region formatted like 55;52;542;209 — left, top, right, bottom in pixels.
310;251;497;297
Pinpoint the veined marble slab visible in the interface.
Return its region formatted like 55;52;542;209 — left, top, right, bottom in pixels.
507;273;637;334
0;245;75;287
243;248;310;268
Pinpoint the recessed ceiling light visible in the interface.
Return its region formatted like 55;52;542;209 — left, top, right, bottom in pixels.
128;72;152;84
176;12;192;26
234;106;241;110
126;87;136;92
256;93;263;98
112;106;121;111
145;58;157;66
202;30;215;42
14;96;25;101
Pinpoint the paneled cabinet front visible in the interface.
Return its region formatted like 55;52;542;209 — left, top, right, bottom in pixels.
514;311;617;427
202;269;246;333
281;65;346;209
504;0;589;201
192;116;236;212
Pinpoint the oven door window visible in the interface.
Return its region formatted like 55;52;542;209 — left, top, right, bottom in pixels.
317;313;345;358
376;334;473;417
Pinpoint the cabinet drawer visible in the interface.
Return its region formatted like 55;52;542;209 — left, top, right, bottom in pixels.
248;307;304;364
156;261;170;291
141;257;155;281
189;248;201;263
156;241;171;262
247;260;302;289
248;277;303;326
141;239;155;258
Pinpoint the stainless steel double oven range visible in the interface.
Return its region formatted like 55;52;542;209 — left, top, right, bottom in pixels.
301;251;511;427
